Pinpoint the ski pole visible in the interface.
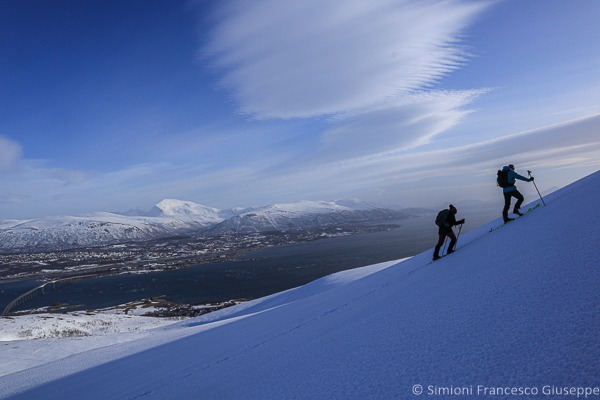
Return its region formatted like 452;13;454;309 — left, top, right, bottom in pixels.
527;170;546;206
456;223;463;248
442;236;449;255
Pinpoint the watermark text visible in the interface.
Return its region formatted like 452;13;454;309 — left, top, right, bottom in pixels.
411;384;600;398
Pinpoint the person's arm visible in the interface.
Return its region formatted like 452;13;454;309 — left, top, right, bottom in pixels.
510;171;532;182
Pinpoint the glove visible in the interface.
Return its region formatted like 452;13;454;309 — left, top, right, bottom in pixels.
530;176;535;182
458;219;465;224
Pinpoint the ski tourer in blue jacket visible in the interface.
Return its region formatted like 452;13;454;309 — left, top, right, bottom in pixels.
501;164;534;222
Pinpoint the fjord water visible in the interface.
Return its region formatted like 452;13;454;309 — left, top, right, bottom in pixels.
0;210;496;313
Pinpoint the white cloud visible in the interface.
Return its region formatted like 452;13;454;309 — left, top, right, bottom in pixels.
320;90;485;160
2;113;598;219
0;196;23;205
203;0;494;166
0;136;23;172
237;113;600;207
206;0;490;119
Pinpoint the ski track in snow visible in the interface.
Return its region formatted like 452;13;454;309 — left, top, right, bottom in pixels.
0;171;599;399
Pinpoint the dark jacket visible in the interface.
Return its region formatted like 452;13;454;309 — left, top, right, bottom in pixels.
439;210;462;234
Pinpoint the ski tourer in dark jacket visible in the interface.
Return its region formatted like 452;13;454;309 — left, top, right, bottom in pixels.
433;204;465;261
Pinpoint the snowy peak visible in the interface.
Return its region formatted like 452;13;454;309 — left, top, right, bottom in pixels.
148;199;223;221
0;198;406;251
332;198;381;210
238;199;384;217
209;199;407;234
248;200;352;215
0;213;172;252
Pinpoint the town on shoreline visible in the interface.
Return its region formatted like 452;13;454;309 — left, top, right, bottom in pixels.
0;223;401;282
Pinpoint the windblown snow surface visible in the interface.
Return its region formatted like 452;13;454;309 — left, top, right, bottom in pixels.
0;171;599;399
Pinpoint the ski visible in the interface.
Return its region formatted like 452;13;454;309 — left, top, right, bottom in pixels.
431;250;457;263
523;203;541;214
489;203;542;232
512;203;541;221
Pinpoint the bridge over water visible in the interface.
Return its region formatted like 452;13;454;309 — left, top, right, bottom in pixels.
2;275;95;316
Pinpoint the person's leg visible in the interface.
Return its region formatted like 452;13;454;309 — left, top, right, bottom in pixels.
513;190;525;214
446;230;458;254
433;233;446;259
503;192;512;222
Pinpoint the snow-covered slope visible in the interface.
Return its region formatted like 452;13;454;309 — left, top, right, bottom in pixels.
0;312;179;377
1;170;599;399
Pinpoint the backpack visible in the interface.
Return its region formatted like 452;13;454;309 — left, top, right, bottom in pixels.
435;209;449;227
497;169;510;188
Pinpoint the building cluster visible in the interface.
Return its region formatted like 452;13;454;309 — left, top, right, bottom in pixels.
0;226;384;281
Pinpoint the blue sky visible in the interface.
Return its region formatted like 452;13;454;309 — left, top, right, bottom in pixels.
2;0;600;219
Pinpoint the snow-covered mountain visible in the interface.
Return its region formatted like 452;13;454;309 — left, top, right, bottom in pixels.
0;207;221;252
0;214;172;252
208;200;411;234
144;199;228;221
0;199;415;252
0;170;598;399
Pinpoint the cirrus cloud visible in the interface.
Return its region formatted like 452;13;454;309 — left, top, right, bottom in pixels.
206;0;491;120
320;89;487;160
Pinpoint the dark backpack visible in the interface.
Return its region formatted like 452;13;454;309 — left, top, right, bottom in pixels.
497;169;510;188
435;209;449;227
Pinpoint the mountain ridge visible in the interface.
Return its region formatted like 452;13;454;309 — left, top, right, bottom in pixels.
0;198;428;252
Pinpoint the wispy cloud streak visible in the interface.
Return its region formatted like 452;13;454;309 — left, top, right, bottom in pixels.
240;113;600;205
207;0;490;120
320;90;486;160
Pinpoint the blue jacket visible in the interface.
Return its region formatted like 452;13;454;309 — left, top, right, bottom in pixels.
503;166;531;193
